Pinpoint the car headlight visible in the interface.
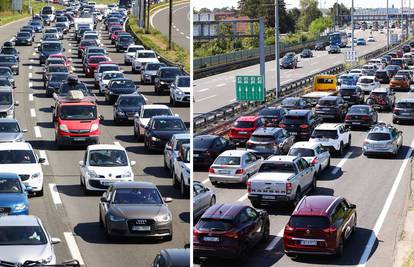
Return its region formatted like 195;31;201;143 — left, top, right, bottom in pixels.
160;81;166;85
151;136;160;142
121;170;132;178
42;256;53;264
59;124;69;132
90;123;99;132
175;89;184;95
144;74;150;78
14;203;27;211
12;65;18;69
117;111;125;116
6;106;13;115
109;214;126;222
155;213;171;223
32;172;41;178
87;170;99;178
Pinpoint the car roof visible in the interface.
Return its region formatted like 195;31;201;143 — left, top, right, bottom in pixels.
87;144;125;151
266;155;298;162
286;110;310;116
291;141;319;149
359;75;375;79
172;133;190;139
160;248;190;266
201;203;246;220
293;195;341;217
111;181;157;189
219;150;248;157
314;123;343;130
138;50;155;53
252;127;281;135
237;116;259;122
143;104;170;109
0;141;32;150
369;123;394;134
0;215;42;227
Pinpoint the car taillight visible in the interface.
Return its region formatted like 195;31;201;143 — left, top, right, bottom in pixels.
193;228;200;238
311;157;318;166
299;124;309;129
209;167;215;173
279;123;286;128
286;182;293;194
235;169;245;175
363;140;369;145
246;142;252;148
323;226;337;234
315;104;320;109
362;115;369;120
224;231;239;239
247;180;251;193
345;115;351;120
393;108;399;113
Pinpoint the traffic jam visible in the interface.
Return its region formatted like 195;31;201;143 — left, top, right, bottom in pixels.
0;2;190;266
193;33;414;265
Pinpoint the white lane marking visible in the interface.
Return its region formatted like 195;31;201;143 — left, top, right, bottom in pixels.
114;141;121;146
69;49;72;53
32;52;36;56
49;184;62;205
39;150;49;165
180;31;185;35
202;178;209;184
265;228;284;251
229;98;236;103
175;28;180;32
68;43;72;46
357;141;414;266
28;73;32;79
30;108;36;117
34;126;41;138
186;36;189;39
29;82;33;88
30;59;33;63
237;193;248;202
197;95;217;102
64;232;85;266
29;65;33;70
29;94;33;101
216;83;226;87
198;88;210;93
331;152;352;174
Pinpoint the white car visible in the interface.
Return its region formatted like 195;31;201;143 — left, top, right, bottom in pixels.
79;144;135;193
0;215;61;265
349;68;364;77
83;32;101;46
164;133;190;174
362;63;377;72
357;75;380;93
309;123;351;156
368;36;375;42
170;75;190;106
98;71;124;94
124;44;145;65
131;50;159;73
133;104;173;140
0;142;45;195
173;143;190;196
368;59;385;69
94;63;120;87
287;141;331;176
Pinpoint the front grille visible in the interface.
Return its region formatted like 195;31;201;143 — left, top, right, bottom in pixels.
88;180;109;189
69;129;89;134
127;219;155;232
0;207;11;213
19;174;30;181
183;96;190;102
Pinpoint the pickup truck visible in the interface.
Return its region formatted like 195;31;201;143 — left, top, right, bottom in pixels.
247;155;316;207
173;144;190;197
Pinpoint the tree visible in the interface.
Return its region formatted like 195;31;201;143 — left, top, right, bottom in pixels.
309;17;334;36
329;3;351;27
196;8;212;14
286;7;301;32
297;0;322;31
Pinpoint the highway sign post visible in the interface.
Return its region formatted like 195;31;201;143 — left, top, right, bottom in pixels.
236;75;265;101
344;50;358;62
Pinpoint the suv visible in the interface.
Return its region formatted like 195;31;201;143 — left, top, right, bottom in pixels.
315;96;348;121
366;87;395;110
339;85;364;105
288;141;331;177
164;133;190;174
170;75;190;106
284;195;357;257
38;41;64;64
228;116;265;145
247;155;317;207
154;67;183;95
124;44;144;65
131;50;159;73
309;123;351;156
362;122;403;157
393;98;414;124
246;127;295;157
172;143;190;196
356;76;380;94
279;110;320;140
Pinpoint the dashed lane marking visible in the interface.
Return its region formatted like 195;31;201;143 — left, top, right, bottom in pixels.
34;126;41;138
29;94;33;101
64;232;85;266
29;65;32;70
30;108;36;118
30;59;33;63
29;82;33;88
197;88;209;93
202;179;209;184
28;73;32;78
180;32;185;35
197;95;217;102
39;150;49;165
237;193;248;202
49;184;62;205
331;151;352;174
216;83;226;87
265;229;285;251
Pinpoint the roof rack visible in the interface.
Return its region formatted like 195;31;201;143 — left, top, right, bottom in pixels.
54;90;97;103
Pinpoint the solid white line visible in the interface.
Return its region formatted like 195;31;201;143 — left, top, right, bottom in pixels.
357;141;414;266
197;95;217;102
49;183;62;205
216;83;226;87
28;73;32;78
32;52;36;56
114;141;121;146
29;65;33;70
39;150;49;165
30;108;36;117
265;228;284;251
331;152;352;174
197;88;209;93
201;178;209;184
34;126;41;138
64;232;85;266
29;94;33;101
237;193;248;202
69;49;72;53
29;82;33;88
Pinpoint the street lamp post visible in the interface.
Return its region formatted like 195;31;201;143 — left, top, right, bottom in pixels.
351;0;354;52
168;0;172;50
275;0;280;98
387;0;390;48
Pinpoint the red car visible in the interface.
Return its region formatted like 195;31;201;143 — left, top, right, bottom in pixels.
228;116;265;145
395;50;403;58
108;23;122;33
193;204;269;262
49;54;73;73
284;195;357;257
84;56;110;78
111;30;127;44
78;39;98;58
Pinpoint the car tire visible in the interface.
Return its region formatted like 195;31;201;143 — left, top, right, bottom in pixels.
291;189;301;208
172;170;178;188
211;180;218;186
336;237;344;257
180;177;186;196
285;253;297;258
338;143;344;157
393;118;398;124
348;135;352;148
99;211;104;228
164;234;172;242
37;187;44;197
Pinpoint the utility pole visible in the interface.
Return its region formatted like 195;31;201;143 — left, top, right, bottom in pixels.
387;0;390;48
275;0;280;98
146;0;150;33
168;0;172;50
402;0;404;39
351;0;354;52
336;0;339;31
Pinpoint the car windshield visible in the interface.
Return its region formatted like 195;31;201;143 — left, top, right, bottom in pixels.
288;147;315;157
359;78;374;84
146;63;164;71
1;48;17;55
89;149;127;166
0;150;36;164
112;188;162;205
45;29;58;34
42;43;61;51
99;66;119;73
214;156;240;165
0;68;11;76
318;99;336;106
367;132;391;141
50;73;68;82
138;52;156;58
311;129;338;139
0;79;11;87
49;66;68;73
0;56;16;63
0;226;47;245
60;105;97;120
59;83;89;96
56;17;67;22
119;36;133;42
0;92;12;105
110;80;135;89
289;216;330;229
177;77;190;87
234;121;253;128
259;109;281;116
160;69;181;78
349;106;369;114
142;108;172;118
259;162;295;173
47;58;64;65
0;178;22;193
127;47;142;52
118;96;145;107
397;102;414;108
17;33;30;38
152;119;185;131
282;115;307;124
0;122;19;132
282;98;300;106
80;40;96;47
249;135;274;142
103;73;123;80
393;76;404;81
89;57;107;64
197;218;233;231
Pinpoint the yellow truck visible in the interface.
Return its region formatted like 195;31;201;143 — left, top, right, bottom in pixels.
302;75;338;105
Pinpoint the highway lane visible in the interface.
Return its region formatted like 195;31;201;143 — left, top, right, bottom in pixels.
9;17;190;266
193;85;414;267
151;2;190;51
194;30;395;114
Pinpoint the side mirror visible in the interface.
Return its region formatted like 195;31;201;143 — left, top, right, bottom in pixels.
51;237;61;245
164;197;173;203
349;204;357;209
25;185;33;193
100;196;108;202
130;160;136;166
38;158;46;164
14;101;19;106
99;114;104;120
22;129;28;133
78;160;84;166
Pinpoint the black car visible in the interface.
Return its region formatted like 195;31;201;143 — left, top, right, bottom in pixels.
345;104;378;129
385;64;401;78
105;78;137;104
113;94;146;124
0;46;19;62
0;55;19;75
339;85;364;105
375;70;390;83
393;99;414;124
144;116;187;153
258;107;287;127
315;96;348;121
150;248;190;267
246;127;295;157
193;135;236;168
328;45;341;54
315;42;326;51
55;22;69;34
0;67;15;88
45;72;69;96
281;97;308;110
279;110;320;140
14;32;32;46
403;44;411;53
154;67;183;95
115;34;134;52
300;49;313;58
280;53;298;69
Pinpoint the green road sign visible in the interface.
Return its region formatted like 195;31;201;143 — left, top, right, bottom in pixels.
236;75;265;101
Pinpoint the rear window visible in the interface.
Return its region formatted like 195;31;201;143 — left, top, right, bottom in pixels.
318;99;336;106
193;137;213;149
282;115;307;124
214;156;240;166
397;102;414;108
259;109;281;116
349;106;369;114
288;148;315;157
316;78;334;84
393;76;404;81
359;78;373;84
196;219;233;231
376;72;387;77
258;162;295;173
250;135;273;142
234;121;254;128
312;129;338;139
289;216;330;229
367;132;391;141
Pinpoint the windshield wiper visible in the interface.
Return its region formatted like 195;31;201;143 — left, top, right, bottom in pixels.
21;259;81;267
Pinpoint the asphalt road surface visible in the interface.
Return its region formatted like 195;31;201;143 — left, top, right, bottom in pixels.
151;2;190;51
194;30;398;114
7;17;190;266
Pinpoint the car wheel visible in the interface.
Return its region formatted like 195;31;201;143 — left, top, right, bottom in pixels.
172;170;178;188
348;135;352;148
291;189;301;208
80;175;84;186
37;187;44;197
338;143;344;157
210;196;216;207
180;177;186;196
99;211;103;228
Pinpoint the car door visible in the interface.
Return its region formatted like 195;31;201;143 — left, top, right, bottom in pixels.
80;150;88;179
248;153;261;174
339;200;355;240
299;158;313;189
316;144;330;170
100;187;113;226
237;209;257;245
193;183;204;218
144;119;153;143
245;207;262;245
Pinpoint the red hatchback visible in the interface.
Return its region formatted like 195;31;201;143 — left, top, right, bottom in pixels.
84;56;110;77
228;116;265;145
284;195;357;257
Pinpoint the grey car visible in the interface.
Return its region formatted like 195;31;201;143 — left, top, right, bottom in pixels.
0;67;15;88
140;62;166;84
0;87;17;118
363;122;403;157
193;181;215;221
0;215;61;265
99;181;173;240
246;127;295;157
0;118;26;142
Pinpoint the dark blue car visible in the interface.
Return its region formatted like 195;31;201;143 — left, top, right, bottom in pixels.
0;173;30;215
29;21;43;32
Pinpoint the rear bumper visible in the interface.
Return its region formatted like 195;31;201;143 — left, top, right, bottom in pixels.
209;174;246;184
393;114;414;121
194;245;239;259
248;193;293;203
56;135;99;145
284;248;336;256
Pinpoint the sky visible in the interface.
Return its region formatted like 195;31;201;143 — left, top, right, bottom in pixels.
192;0;414;11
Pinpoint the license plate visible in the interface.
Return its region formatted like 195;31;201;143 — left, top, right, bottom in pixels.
300;240;317;246
320;138;329;141
217;169;230;174
262;195;276;200
374;144;385;149
291;132;298;135
352;122;361;125
400;112;411;115
254;145;266;150
238;131;247;135
101;181;113;186
132;225;151;231
193;154;199;157
73;137;86;141
203;236;219;242
343;96;350;98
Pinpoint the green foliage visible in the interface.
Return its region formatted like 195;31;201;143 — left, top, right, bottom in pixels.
309;17;333;37
298;0;322;31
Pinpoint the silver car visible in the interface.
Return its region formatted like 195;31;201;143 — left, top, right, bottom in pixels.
0;87;17;118
363;122;403;157
193;181;215;220
0;215;61;265
0;118;26;142
164;133;190;174
140;62;166;84
99;181;173;241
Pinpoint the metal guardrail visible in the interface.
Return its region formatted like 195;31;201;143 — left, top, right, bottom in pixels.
194;39;411;136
